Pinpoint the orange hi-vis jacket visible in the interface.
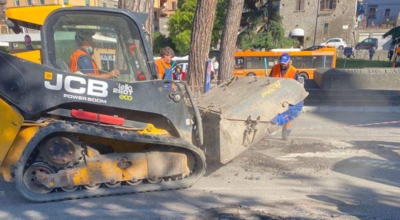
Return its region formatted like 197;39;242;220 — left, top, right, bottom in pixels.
69;49;99;75
154;58;171;79
270;64;298;80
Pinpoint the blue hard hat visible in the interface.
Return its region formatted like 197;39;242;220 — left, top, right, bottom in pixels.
280;53;290;64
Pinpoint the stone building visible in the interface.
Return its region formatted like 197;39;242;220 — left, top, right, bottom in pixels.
359;0;400;28
154;0;177;36
278;0;358;48
351;0;400;51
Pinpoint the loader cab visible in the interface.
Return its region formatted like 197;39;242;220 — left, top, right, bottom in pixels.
41;8;153;82
5;6;155;81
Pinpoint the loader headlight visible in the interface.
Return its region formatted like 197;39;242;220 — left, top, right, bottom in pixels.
169;92;182;103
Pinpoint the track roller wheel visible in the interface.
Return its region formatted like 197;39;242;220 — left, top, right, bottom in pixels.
126;179;143;186
147;177;162;184
84;183;101;190
105;181;121;188
23;162;55;194
61;186;79;192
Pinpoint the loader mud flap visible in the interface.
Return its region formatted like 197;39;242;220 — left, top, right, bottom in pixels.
197;77;308;164
0;98;24;165
14;121;206;202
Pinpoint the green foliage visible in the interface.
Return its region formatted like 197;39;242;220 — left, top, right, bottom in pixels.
167;0;197;54
167;0;227;55
336;58;392;68
0;46;9;53
383;26;400;45
153;31;176;56
237;2;294;50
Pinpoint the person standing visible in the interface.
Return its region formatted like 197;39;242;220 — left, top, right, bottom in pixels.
155;47;175;80
270;53;300;141
213;59;219;81
388;48;394;61
369;47;375;61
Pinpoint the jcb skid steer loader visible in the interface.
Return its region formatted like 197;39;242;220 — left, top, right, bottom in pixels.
0;5;308;202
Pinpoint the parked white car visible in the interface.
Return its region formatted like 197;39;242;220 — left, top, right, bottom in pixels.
320;38;347;50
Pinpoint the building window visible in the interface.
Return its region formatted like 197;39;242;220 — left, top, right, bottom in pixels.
14;0;20;6
103;2;106;7
27;0;32;5
64;0;68;4
40;0;44;4
154;11;158;20
295;0;305;11
369;7;377;18
85;0;89;6
385;9;390;17
323;23;329;34
172;2;176;10
320;0;336;10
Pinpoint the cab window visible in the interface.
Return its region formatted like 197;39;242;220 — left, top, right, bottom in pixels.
47;11;151;82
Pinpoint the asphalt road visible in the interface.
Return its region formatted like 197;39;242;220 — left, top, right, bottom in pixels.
1;111;400;220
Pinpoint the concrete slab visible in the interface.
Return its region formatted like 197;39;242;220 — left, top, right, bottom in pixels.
314;68;400;90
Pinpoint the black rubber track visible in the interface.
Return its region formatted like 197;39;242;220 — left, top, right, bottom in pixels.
14;121;207;202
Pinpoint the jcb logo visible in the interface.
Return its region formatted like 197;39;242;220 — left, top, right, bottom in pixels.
44;73;108;97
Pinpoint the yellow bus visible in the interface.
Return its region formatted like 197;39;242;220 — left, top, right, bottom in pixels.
234;47;337;80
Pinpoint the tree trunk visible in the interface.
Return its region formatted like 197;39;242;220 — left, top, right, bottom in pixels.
188;0;217;97
118;0;154;49
218;0;244;83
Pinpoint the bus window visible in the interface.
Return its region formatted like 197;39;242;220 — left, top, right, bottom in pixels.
293;56;313;68
246;57;265;69
235;57;244;69
267;56;279;67
312;56;326;68
325;56;334;68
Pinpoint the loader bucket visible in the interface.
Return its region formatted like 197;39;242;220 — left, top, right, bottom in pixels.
197;77;308;164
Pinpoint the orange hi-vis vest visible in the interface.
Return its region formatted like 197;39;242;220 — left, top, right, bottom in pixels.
270;64;298;79
154;58;171;79
69;49;99;75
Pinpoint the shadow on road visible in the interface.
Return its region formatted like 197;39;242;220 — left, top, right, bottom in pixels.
308;183;400;220
0;181;314;220
332;140;400;188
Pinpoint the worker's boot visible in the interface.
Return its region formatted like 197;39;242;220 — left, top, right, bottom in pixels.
282;126;291;141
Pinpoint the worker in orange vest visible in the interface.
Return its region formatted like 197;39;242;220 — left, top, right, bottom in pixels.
270;53;299;140
69;30;120;79
155;46;175;80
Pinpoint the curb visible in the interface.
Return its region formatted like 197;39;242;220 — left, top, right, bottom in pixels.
303;106;400;113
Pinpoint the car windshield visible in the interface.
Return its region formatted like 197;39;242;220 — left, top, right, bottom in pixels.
48;12;151;82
